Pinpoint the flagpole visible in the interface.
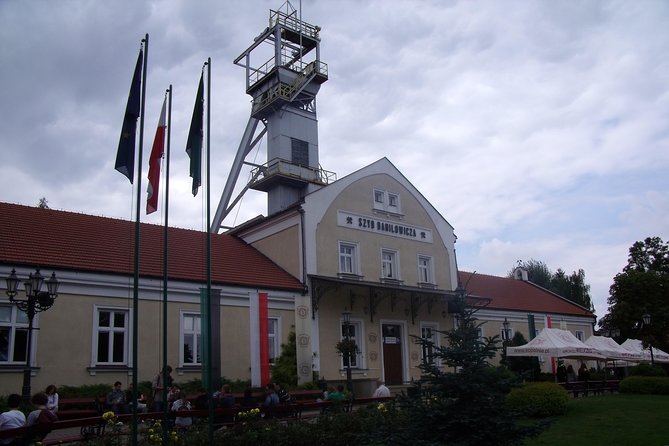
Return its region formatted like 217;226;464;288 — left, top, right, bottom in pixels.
205;56;214;444
161;86;171;445
131;32;148;446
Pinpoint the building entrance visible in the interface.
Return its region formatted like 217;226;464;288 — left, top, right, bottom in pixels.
382;324;403;385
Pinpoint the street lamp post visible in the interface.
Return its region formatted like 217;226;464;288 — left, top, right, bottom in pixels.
5;268;60;400
502;317;510;366
602;327;620;378
342;309;353;394
642;313;655;366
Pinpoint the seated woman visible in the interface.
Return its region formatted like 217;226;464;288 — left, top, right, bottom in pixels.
170;390;193;429
26;392;58;442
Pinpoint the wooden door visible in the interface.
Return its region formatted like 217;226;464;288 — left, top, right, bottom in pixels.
382;324;403;385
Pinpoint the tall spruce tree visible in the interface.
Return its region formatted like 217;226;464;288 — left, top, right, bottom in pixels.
391;290;542;445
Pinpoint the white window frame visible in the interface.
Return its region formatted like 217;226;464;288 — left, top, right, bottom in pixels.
92;306;130;366
268;317;280;365
338;241;360;276
417;254;434;285
373;189;402;214
180;311;202;366
340;319;363;369
387;193;400;213
0;304;30;364
574;330;584;342
420;322;439;366
373;189;385;207
381;248;399;280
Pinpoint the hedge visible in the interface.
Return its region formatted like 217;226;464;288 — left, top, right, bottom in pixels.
506;382;569;418
619;376;669;394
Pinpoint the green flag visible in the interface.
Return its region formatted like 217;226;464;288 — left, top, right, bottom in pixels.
186;73;203;196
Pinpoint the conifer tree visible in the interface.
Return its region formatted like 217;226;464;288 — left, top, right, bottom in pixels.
393;289;541;445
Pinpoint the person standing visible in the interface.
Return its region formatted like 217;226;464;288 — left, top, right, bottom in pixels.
0;394;26;445
45;385;59;413
578;363;590;382
372;379;391;398
151;365;173;412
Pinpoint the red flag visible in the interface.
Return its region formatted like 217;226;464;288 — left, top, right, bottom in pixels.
146;97;166;214
259;292;270;386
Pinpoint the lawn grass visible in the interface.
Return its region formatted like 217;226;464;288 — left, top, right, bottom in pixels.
524;393;669;446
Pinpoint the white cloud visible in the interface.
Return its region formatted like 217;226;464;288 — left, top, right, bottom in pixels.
1;0;668;325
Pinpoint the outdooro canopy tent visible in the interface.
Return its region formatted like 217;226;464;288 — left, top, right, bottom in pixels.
584;336;644;362
506;328;606;360
621;338;669;363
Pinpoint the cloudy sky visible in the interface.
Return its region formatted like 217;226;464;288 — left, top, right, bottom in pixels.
1;0;668;322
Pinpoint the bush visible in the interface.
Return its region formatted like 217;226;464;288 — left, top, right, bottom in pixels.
59;383;113;398
619;376;669;394
628;363;667;377
507;382;569;418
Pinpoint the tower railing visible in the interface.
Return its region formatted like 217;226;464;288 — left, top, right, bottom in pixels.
251;60;328;115
249;158;336;187
248;48;328;90
269;9;321;39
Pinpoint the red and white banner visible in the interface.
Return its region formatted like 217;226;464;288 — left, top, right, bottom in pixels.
250;291;270;387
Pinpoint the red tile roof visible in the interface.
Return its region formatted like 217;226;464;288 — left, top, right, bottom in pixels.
0;202;305;292
458;271;595;318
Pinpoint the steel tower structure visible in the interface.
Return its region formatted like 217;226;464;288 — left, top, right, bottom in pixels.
212;2;334;232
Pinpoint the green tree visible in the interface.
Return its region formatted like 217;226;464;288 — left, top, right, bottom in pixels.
510;259;594;310
600;237;669;353
390;290;541;446
510;259;552;289
552;268;594;311
506;332;541;380
270;329;298;387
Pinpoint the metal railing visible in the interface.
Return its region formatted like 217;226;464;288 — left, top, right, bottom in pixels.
250;158;336;186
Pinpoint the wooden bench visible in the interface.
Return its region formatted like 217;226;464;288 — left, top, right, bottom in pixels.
57;396;104;420
287;389;323;402
560;380;620;397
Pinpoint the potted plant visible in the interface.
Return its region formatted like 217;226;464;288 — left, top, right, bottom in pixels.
335;339;359;358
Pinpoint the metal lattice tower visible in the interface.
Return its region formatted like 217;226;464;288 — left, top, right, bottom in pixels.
212;2;334;232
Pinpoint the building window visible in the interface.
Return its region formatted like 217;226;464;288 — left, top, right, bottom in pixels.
374;189;385;205
0;305;28;363
291;138;309;166
387;193;400;213
417;255;434;284
575;330;584;342
420;323;439;365
500;324;514;341
94;307;129;365
268;317;279;365
381;249;399;280
373;189;402;214
340;320;361;368
339;241;359;275
181;313;202;366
